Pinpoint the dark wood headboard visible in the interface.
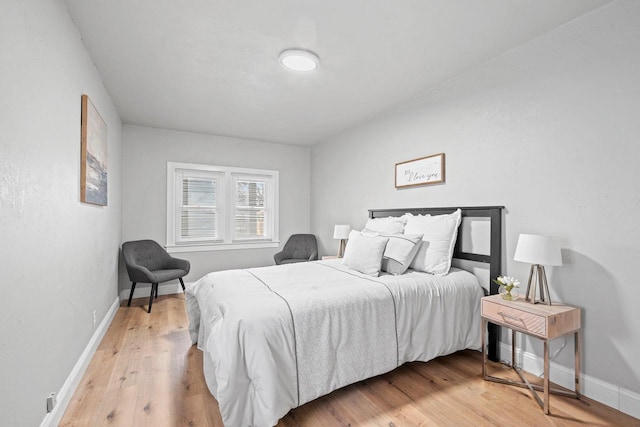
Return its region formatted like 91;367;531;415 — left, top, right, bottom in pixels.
368;205;504;361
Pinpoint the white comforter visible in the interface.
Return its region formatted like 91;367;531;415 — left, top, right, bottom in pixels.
186;260;483;427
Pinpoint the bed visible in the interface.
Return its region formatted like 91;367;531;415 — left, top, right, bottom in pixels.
185;206;503;427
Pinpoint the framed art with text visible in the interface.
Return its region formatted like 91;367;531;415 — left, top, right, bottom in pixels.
395;153;445;188
80;94;108;206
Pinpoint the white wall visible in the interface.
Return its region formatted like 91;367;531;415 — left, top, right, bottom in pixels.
312;0;639;403
0;1;122;426
121;125;310;291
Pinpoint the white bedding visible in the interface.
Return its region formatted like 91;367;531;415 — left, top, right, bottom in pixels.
186;259;483;427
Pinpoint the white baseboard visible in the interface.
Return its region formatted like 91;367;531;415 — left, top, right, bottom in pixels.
118;281;190;301
39;296;120;427
620;388;640;419
499;343;640;419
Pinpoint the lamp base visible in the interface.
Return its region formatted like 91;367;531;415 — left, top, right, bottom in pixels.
524;264;552;305
337;239;347;258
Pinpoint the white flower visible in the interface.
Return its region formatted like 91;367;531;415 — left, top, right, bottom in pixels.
496;276;520;287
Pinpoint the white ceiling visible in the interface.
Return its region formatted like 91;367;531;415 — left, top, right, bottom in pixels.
63;0;610;146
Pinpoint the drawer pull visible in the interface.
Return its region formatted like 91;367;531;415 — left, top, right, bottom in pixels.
498;311;525;325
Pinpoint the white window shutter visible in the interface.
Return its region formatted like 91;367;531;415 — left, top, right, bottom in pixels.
179;176;219;242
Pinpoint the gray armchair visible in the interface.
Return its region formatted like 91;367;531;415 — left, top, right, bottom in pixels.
122;240;190;313
274;234;318;265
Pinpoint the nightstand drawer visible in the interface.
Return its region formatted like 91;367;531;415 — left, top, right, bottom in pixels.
482;299;546;336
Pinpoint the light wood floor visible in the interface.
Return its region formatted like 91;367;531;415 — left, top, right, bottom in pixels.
61;294;639;426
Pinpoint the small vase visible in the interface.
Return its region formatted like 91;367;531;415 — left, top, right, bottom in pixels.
499;285;518;301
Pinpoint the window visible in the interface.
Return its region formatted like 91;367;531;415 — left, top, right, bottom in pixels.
167;162;279;252
180;172;222;242
233;176;268;240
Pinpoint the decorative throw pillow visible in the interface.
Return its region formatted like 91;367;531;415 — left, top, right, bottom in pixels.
381;233;423;275
405;209;462;276
341;231;389;277
341;229;363;266
363;216;407;235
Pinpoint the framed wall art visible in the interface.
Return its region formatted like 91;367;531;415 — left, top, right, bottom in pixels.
395;153;445;188
80;94;108;206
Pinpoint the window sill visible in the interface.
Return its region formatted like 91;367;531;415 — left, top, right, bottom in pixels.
166;241;280;253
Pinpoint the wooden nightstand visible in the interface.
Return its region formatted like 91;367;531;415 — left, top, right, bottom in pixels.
481;294;581;414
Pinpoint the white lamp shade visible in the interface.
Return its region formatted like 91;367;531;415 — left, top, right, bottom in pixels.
514;234;563;266
333;225;351;240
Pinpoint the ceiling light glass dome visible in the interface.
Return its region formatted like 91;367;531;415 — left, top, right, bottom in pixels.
279;49;319;72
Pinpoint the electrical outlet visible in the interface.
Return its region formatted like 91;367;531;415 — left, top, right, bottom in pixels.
46;392;56;413
92;310;97;329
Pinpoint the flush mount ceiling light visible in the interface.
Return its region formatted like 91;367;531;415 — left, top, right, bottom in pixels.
279;49;319;72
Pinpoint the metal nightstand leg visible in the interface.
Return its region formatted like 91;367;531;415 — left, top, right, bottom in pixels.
575;330;581;399
544;340;550;414
511;329;516;366
482;327;580;415
482;319;488;378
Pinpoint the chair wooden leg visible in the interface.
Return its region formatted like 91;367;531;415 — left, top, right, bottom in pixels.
148;283;156;313
155;284;158;298
179;277;186;292
127;282;136;306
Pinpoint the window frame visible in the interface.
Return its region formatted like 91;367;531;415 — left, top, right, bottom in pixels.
166;162;279;253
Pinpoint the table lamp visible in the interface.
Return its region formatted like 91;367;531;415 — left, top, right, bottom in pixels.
513;234;562;305
333;225;351;258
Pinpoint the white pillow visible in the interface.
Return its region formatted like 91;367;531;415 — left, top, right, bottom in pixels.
405;209;462;275
341;229;362;265
381;233;423;275
342;231;389;277
363;216;407;235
